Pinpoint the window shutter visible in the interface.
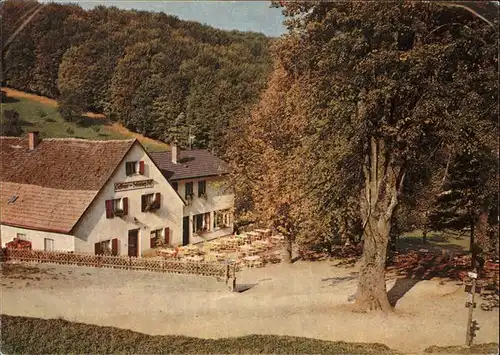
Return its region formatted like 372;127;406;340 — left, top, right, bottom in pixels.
164;228;170;245
139;161;145;174
111;238;118;256
141;195;146;212
125;163;130;176
155;192;161;209
105;200;113;218
94;242;100;255
122;197;128;215
150;234;155;248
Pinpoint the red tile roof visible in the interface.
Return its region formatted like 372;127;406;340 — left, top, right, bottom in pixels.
150;149;229;181
0;137;136;233
1;182;96;233
0;137;135;190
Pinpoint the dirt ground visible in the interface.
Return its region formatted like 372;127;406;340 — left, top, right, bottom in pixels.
1;260;498;354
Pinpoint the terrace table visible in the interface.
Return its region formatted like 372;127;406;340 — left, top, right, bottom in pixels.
246;231;261;241
184;255;204;262
253;240;270;252
182;245;199;256
236;234;251;244
158;248;177;257
238;244;257;256
271;235;285;242
255;229;272;237
243;255;263;268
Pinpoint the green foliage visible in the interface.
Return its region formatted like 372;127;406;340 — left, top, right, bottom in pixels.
1;0;272;153
65;127;74;135
1;109;23;136
229;1;498;263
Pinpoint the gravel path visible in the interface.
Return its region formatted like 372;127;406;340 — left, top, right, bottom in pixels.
1;261;498;353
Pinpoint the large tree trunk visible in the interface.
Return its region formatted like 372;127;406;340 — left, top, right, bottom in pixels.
355;137;405;312
356;215;393;312
475;207;489;254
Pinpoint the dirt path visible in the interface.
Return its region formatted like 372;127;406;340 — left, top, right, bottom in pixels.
1;87;169;150
1;260;498;354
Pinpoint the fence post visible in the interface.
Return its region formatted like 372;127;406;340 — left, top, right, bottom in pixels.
466;269;478;346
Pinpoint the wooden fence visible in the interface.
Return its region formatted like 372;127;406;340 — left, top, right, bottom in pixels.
0;248;237;281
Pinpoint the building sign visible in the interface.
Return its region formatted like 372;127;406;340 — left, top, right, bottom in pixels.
115;179;154;192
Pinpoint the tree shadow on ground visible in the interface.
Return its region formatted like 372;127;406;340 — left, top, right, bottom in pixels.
235;283;257;293
321;275;357;287
1;91;20;103
385;248;474;306
387;278;420;307
20;120;34;127
75;116;108;127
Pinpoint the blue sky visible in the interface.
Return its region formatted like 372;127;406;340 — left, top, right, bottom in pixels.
45;1;287;37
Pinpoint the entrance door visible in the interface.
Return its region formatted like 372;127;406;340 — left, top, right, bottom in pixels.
182;216;190;246
128;229;139;257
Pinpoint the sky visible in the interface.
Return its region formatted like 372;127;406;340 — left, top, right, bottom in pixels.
44;1;287;37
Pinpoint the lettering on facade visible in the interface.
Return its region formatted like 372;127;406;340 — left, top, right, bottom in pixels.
114;179;154;192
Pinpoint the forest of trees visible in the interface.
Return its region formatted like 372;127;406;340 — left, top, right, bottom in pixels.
0;0;272;154
228;1;499;311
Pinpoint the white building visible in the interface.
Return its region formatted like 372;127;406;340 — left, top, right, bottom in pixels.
0;133;210;256
150;144;234;245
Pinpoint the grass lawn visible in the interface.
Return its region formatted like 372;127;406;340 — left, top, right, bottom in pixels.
0;314;400;355
1;90;166;152
424;344;499;354
397;230;471;255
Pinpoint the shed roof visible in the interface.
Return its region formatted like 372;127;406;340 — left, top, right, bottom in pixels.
150;149;229;181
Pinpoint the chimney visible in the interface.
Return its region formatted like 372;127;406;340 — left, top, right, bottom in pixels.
28;131;40;151
171;142;178;164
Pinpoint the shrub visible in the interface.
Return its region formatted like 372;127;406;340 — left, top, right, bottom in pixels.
45;117;56;123
66;127;75;135
37;109;47;118
92;126;101;133
1;109;23;136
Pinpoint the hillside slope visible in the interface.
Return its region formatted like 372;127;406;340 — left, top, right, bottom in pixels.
1;88;169;152
0;0;272;154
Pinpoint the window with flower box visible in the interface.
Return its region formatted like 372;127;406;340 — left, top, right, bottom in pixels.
105;197;128;218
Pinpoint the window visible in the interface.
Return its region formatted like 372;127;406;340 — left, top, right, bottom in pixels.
16;233;28;240
98;240;111;255
185;182;194;199
215;209;232;229
150;229;163;248
141;193;160;212
94;239;118;255
126;161;144;176
172;182;178;192
44;238;54;252
193;213;210;233
105;198;128;218
198;180;206;197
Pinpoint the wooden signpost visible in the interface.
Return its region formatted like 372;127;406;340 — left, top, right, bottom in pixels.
465;269;480;346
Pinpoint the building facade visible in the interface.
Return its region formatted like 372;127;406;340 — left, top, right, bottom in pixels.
1;134;234;255
0;134;184;256
150;145;234;245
